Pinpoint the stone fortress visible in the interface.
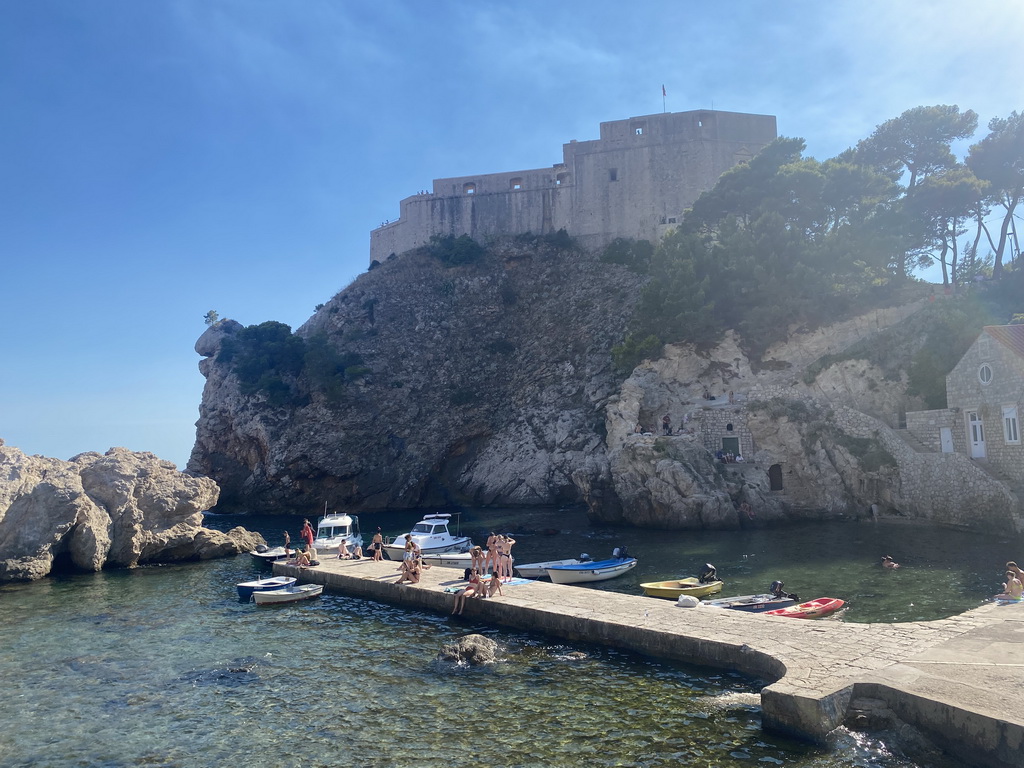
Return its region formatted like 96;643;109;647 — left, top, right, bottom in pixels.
370;109;778;264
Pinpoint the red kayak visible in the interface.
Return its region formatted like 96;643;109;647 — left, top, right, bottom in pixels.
765;597;845;619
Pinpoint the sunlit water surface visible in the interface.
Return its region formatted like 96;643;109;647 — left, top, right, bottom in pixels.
2;508;1008;768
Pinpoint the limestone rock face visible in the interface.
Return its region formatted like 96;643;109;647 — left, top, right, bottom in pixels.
189;242;644;513
0;443;261;582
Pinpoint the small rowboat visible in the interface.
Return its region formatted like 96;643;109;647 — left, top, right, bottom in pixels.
546;558;637;585
515;557;590;579
764;597;845;619
252;583;324;605
236;576;297;601
641;578;724;599
704;593;796;613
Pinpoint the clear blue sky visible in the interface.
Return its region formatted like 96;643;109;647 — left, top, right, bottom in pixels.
2;0;1022;469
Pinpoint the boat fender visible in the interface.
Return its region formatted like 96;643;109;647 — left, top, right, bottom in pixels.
676;595;700;608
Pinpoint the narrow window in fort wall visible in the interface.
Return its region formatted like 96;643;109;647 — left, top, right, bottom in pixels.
510;178;522;190
631;121;647;135
1004;405;1020;444
609;168;618;182
556;172;570;186
979;363;993;385
463;182;477;195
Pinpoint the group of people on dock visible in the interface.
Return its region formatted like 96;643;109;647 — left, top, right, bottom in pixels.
451;567;504;615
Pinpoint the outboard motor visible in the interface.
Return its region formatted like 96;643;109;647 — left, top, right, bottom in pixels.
612;545;630;559
770;580;785;599
698;564;717;584
579;553;592;563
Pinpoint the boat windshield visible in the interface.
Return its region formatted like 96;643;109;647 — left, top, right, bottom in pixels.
411;523;433;534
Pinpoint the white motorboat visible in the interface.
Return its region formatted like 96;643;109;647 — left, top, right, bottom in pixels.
236;576;297;601
382;513;472;560
515;554;593;579
419;551;474;569
545;557;638;585
252;583;324;605
314;510;363;553
250;546;289;566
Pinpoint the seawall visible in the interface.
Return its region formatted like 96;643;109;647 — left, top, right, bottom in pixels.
275;558;1024;768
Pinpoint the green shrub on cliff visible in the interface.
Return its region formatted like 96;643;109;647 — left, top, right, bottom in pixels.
220;325;366;406
427;234;484;266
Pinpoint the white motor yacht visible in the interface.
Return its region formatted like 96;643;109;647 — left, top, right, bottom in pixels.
382;513;472;560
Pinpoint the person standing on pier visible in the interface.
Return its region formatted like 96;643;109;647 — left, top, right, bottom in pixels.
300;519;314;551
371;528;384;561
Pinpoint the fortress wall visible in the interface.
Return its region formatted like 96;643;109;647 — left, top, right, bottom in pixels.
369;109;777;263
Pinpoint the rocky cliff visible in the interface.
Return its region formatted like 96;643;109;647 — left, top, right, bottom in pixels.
190;240;644;513
0;442;262;582
189;242;1020;532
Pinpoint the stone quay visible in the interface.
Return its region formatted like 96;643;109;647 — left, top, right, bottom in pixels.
275;557;1024;768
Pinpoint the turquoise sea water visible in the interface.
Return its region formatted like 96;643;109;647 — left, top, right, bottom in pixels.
3;508;1012;768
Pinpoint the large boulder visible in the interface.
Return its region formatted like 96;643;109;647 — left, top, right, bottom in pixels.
437;633;500;665
0;442;262;582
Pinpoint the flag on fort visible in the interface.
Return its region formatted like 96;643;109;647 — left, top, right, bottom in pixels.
662;84;666;97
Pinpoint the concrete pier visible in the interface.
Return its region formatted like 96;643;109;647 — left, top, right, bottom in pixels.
275;557;1024;768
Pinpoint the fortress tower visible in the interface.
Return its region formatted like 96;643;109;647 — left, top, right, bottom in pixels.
370;109;777;264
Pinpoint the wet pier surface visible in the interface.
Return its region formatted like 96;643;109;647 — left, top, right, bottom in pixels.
275;557;1024;768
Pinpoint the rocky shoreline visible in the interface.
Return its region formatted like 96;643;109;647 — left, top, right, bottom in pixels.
0;440;263;583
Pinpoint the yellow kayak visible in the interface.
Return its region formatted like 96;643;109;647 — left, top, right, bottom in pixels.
640;578;724;599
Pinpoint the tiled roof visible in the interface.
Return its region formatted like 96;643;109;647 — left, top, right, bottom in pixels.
984;325;1024;360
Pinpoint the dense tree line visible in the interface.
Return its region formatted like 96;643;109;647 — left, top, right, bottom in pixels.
613;105;1024;369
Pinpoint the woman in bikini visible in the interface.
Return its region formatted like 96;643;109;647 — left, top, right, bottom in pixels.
501;535;516;581
485;533;498;575
452;570;482;615
486;569;504;598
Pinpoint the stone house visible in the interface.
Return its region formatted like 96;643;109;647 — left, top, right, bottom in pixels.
906;325;1024;485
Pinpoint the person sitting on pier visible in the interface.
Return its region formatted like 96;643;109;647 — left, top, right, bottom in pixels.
395;558;420;585
882;555;900;569
1006;561;1024;583
337;539;352;559
485;568;504;598
451;570;482;614
294;548;312;568
995;571;1023;601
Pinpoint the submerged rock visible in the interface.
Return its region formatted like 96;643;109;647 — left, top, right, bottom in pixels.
437;633;500;665
0;441;263;582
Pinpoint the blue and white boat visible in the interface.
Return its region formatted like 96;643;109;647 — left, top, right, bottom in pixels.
545;557;637;585
236;576;297;601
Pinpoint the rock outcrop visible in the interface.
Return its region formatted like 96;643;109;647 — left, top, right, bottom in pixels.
188;238;1020;532
0;442;262;582
190;241;644;513
437;633;500;665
